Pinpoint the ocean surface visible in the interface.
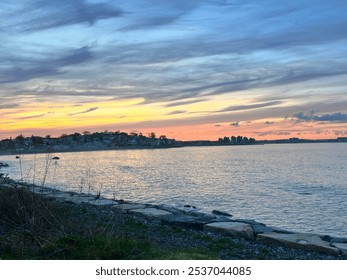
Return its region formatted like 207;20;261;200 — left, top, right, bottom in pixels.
1;143;346;237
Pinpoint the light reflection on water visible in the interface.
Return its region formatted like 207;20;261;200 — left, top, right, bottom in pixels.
1;143;346;237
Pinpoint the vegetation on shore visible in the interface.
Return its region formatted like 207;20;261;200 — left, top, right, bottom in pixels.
0;184;345;260
0;186;226;259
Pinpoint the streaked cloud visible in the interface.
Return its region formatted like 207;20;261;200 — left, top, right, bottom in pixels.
219;101;282;113
69;107;98;116
166;110;187;115
17;112;54;120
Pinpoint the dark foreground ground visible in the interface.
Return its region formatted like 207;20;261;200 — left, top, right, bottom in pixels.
0;185;345;260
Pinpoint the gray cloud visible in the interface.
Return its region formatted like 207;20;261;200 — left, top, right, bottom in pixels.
166;110;187;115
5;0;122;32
291;112;347;123
119;0;204;31
0;47;93;84
230;121;239;127
0;103;20;110
69;107;98;116
265;121;275;125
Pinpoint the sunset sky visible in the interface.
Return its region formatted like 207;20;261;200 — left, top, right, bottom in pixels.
1;0;347;140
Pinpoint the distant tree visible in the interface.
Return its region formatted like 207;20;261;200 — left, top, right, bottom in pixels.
83;131;91;135
15;134;25;144
159;135;167;139
31;135;44;145
231;136;236;144
223;136;230;143
60;134;69;138
150;132;156;139
249;138;256;144
45;135;51;139
237;136;243;144
72;133;81;141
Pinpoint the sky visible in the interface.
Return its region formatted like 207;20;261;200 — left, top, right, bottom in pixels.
1;0;347;140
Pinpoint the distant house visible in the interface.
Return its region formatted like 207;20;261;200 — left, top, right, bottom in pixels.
129;139;138;145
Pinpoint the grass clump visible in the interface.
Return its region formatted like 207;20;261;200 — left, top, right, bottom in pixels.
0;186;222;260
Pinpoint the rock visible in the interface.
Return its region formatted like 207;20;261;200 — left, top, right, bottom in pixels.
204;222;255;240
161;215;216;230
52;156;60;160
46;192;72;202
321;236;347;244
157;205;184;215
129;207;173;219
90;199;117;206
31;188;54;195
231;219;266;226
251;224;274;235
271;227;295;234
66;195;95;204
212;216;233;223
112;203;146;213
332;243;347;256
257;232;341;256
212;210;232;217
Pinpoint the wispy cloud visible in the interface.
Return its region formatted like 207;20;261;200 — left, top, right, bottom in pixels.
69;107;98;116
230;121;239;127
17;112;54;120
5;0;122;33
219;101;282;113
0;46;93;84
164;99;208;108
166;110;187;115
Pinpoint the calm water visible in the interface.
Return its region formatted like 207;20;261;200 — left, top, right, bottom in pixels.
1;144;346;237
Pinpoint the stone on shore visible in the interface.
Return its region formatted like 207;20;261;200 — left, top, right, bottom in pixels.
230;219;273;234
212;210;232;217
90;199;117;206
112;203;146;213
332;243;347;256
31;188;54;195
161;215;216;230
129;207;173;218
204;222;255;240
257;232;341;256
66;195;95;204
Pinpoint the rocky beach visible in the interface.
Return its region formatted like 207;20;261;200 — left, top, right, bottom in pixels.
0;161;346;260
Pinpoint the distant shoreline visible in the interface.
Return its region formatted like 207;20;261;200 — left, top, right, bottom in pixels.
0;141;346;156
